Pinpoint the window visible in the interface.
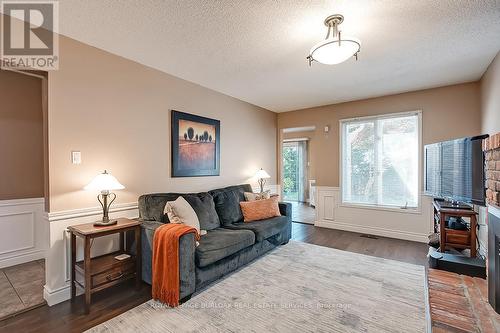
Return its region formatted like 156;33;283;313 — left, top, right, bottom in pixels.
341;111;420;209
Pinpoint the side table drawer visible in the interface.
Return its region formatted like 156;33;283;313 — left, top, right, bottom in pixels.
92;261;135;288
445;229;470;245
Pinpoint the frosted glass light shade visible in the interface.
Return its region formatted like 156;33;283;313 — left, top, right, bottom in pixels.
84;170;125;192
254;168;271;179
309;37;360;65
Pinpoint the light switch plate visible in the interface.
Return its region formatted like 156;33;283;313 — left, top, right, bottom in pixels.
71;151;81;165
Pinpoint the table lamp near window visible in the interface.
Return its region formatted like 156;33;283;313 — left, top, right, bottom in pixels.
84;170;125;226
254;168;271;193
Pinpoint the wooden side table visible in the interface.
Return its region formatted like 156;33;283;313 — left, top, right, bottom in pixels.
433;201;478;258
68;218;142;314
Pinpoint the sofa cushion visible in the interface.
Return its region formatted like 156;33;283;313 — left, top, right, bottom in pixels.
208;184;253;225
225;216;289;242
195;228;255;268
139;193;184;222
139;192;221;229
183;193;220;231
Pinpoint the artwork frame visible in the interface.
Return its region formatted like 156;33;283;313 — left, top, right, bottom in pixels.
171;110;220;177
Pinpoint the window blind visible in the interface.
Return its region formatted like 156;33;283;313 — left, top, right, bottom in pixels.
341;112;420;208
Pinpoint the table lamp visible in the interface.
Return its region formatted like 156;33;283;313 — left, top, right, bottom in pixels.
254;168;271;193
84;170;125;226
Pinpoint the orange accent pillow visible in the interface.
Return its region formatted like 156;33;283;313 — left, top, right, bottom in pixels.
239;196;281;222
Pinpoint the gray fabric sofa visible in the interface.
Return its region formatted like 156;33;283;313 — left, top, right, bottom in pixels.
136;184;292;300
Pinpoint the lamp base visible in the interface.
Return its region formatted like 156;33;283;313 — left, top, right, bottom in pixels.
93;219;118;226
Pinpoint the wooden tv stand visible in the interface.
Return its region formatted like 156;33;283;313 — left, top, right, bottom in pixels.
433;200;477;258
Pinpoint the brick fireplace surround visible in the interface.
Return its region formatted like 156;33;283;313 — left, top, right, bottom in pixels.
484;133;500;206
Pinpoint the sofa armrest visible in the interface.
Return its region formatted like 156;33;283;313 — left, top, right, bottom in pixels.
279;202;292;218
139;220;196;300
278;202;292;243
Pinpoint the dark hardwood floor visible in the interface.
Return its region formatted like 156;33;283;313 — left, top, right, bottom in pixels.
291;222;428;266
0;223;428;333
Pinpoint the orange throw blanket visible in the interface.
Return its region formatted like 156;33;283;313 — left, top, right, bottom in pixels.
152;223;200;306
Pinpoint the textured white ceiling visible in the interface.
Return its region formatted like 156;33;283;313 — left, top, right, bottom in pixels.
56;0;500;112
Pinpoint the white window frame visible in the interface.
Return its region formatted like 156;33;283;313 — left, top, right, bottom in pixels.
339;110;423;214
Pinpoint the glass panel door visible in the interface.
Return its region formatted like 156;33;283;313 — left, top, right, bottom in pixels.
282;142;299;201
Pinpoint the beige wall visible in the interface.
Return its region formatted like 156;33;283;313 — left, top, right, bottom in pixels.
277;82;482;187
481;52;500;135
48;37;277;212
0;70;44;200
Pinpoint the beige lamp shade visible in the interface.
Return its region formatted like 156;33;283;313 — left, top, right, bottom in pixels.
254;168;271;179
254;168;271;193
84;170;125;192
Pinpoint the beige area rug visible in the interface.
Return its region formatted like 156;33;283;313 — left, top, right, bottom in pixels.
87;241;426;333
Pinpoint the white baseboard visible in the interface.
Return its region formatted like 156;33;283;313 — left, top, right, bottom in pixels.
0;249;45;268
43;284;70;307
44;284;83;306
315;220;429;243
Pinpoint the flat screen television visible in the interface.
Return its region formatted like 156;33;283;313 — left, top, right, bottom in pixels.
424;135;488;206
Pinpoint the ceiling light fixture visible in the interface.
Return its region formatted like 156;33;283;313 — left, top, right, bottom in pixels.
307;14;360;66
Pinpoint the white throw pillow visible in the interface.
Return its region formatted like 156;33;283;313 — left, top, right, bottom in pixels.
164;196;201;233
244;191;271;201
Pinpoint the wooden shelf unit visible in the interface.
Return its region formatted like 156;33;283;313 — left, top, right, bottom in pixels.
433;200;477;258
68;218;142;314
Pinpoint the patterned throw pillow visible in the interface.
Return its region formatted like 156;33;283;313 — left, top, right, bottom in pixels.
244;191;271;201
164;197;207;237
164;201;184;225
239;196;281;222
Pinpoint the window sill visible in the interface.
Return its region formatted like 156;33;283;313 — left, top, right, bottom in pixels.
340;203;422;215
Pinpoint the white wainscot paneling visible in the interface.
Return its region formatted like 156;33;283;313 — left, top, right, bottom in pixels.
314;187;433;243
0;198;47;268
44;202;138;306
318;188;337;222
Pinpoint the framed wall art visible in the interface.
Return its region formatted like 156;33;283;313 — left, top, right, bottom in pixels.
171;110;220;177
